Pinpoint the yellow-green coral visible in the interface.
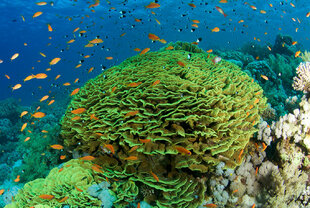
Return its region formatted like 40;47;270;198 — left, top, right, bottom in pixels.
60;44;267;206
5;159;105;208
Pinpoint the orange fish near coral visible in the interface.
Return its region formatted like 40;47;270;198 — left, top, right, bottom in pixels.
71;108;86;114
150;171;159;182
148;33;160;41
104;144;115;154
128;82;142;87
79;156;95;161
50;144;64;150
124;156;138;160
32;112;46;118
38;194;54;200
0;189;4;195
70;88;80;96
125;110;139;117
204;204;217;208
14;175;20;182
152;80;160;86
58;196;69;203
215;6;227;17
140;48;150;55
175;146;191;155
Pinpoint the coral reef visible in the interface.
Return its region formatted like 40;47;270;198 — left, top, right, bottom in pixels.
60;44;267;206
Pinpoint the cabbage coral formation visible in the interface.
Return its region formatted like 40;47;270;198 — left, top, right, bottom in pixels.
60;43;267;207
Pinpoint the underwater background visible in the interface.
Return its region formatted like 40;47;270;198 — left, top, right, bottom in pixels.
0;0;310;207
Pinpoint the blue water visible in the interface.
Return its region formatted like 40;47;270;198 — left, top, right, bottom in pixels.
0;0;310;207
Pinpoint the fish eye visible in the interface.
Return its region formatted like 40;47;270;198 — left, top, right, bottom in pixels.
191;29;195;32
187;54;192;59
178;29;182;32
69;108;72;111
78;142;81;145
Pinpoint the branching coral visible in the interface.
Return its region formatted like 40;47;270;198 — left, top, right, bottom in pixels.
293;62;310;93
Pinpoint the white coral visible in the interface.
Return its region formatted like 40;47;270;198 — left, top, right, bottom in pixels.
293;62;310;93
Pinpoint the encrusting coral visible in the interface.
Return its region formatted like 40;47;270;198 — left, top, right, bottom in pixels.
59;42;267;207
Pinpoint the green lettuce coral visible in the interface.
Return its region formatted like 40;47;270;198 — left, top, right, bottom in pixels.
60;43;267;207
5;159;106;208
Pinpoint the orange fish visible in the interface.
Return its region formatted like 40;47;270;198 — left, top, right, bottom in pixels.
55;75;61;80
60;155;66;160
249;5;257;10
47;24;52;32
14;175;20;182
251;204;255;208
204;204;217;208
40;95;49;102
128;82;142;87
4;74;10;79
21;123;27;132
137;202;140;208
191;24;198;28
20;111;28;117
49;57;61;65
33;11;43;18
58;196;69;203
134;48;141;52
165;46;174;50
35;73;48;79
11;53;19;61
140;48;150;55
50;144;64;150
238;149;244;161
206;49;213;53
88;67;94;73
145;2;160;8
38;194;54;200
12;84;22;91
70;88;80;96
192;20;200;23
292;41;297;45
71;108;86;114
215;6;227;17
295;51;301;57
85;43;94;47
73;27;80;33
32;112;46;118
129;146;139;153
177;61;185;67
79;156;95;161
106;57;113;60
148;33;160;41
104;144;115;154
267;46;272;51
175;146;191;155
91;165;103;173
124;156;138;160
152;80;160;86
219;0;227;3
89;38;103;44
155;18;161;25
254;98;259;104
211;27;220;32
48;100;55;105
75;64;82;68
0;189;4;195
261;75;269;80
75;186;83;192
90;114;99;120
125;110;139;117
307;12;310;18
67;39;75;44
188;3;196;8
36;2;47;6
150;171;159;182
139;138;151;143
111;86;117;93
63;82;71;86
24;137;30;142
